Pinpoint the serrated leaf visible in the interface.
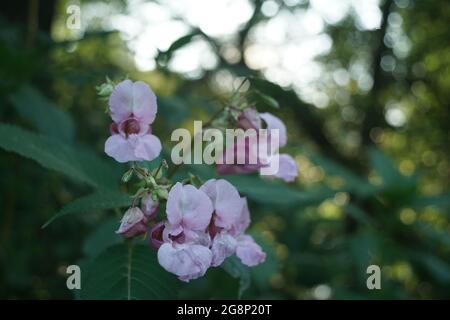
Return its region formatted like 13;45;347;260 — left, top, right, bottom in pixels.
222;256;251;299
80;244;179;299
9;85;75;142
0;123;119;188
42;190;131;228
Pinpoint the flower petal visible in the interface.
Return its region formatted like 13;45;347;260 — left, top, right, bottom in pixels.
211;232;237;267
157;243;212;282
230;197;251;236
109;80;157;124
166;182;213;231
236;235;266;267
200;179;243;229
260;112;287;148
134;134;162;162
104;134;136;163
261;153;298;182
116;207;147;238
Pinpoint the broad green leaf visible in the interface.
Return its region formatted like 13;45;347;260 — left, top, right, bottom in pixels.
42;190;131;228
303;148;377;197
222;256;251;299
411;194;450;212
224;174;334;207
80;244;179;299
344;204;373;226
412;253;450;284
83;218;122;258
368;148;400;187
349;232;379;285
415;222;450;246
0;123;119;188
9;85;75;142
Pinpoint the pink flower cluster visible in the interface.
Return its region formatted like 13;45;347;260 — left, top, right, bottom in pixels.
114;179;265;282
105;80;162;163
149;179;266;282
101;79;302;282
217;107;298;182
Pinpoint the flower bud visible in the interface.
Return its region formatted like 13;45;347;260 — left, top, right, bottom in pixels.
116;207;148;238
141;193;159;220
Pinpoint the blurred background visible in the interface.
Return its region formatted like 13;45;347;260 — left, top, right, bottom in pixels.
1;0;450;299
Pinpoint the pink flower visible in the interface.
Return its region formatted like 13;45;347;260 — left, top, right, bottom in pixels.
200;179;243;229
104;80;162;163
158;242;212;282
141;193;159;220
116;207;148;238
155;181;265;281
217;110;298;182
217;135;265;175
165;182;213;235
155;182;214;281
235;235;266;267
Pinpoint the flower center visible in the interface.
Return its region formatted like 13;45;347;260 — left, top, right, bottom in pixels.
121;118;141;136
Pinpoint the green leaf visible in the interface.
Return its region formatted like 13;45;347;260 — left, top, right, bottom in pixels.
157;30;200;63
344;204;373;226
224;175;334;207
9;85;75;142
83;218;122;258
411;194;450;212
222;256;251;299
252;90;280;109
368;148;399;185
0;123;119;188
42;190;131;228
303;148;376;197
413;253;450;284
80;244;179;299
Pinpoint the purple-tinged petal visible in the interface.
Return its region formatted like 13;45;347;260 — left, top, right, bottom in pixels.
134;134;162;162
166;182;213;231
149;221;165;249
200;179;243;229
276;153;298;182
109;80;157;124
261;153;298;182
104;134;137;163
116;207;147;238
216;136;263;176
260;112;287;148
230;197;251;236
157;243;212;282
236;235;266;267
211;232;237;267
